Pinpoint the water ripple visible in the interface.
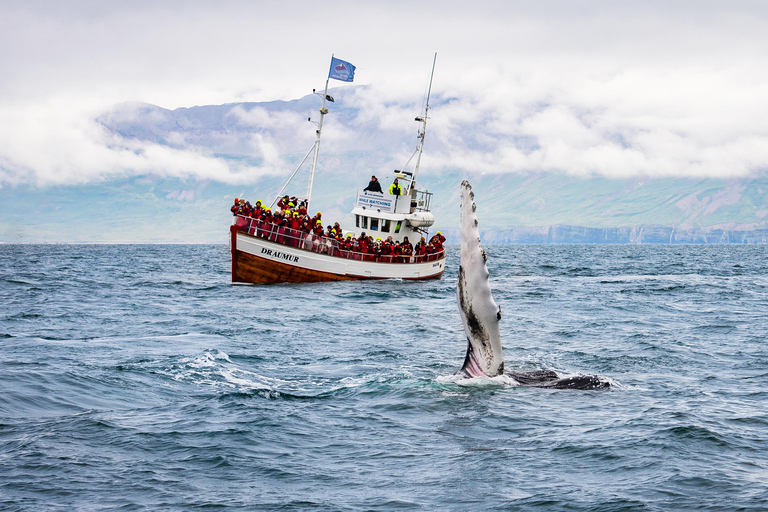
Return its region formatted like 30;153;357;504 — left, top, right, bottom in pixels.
1;244;767;510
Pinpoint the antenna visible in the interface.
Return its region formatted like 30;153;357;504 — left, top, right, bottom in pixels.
409;52;437;198
424;52;437;121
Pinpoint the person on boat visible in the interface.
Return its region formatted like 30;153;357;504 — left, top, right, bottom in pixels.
231;198;240;216
313;220;324;237
276;218;289;245
283;213;299;246
391;241;403;262
389;178;402;196
426;241;437;260
288;212;301;241
401;236;413;253
357;232;368;257
431;231;446;245
350;236;361;260
340;234;353;258
400;236;414;262
300;216;312;234
261;209;273;238
364;175;383;193
381;237;394;263
415;237;427;261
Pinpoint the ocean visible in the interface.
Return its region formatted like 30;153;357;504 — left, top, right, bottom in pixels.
1;244;767;511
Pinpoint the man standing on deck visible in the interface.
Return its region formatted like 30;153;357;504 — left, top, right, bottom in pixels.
364;176;383;193
389;178;402;196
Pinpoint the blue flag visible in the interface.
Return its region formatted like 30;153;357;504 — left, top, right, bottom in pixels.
329;57;355;82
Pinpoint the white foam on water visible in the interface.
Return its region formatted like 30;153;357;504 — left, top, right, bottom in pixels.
436;373;520;387
180;349;232;369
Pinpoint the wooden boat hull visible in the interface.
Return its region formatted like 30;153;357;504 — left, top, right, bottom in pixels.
230;225;446;284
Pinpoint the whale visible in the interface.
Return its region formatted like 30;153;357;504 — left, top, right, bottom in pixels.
456;180;610;389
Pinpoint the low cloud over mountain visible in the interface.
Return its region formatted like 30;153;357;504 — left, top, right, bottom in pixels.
2;87;768;243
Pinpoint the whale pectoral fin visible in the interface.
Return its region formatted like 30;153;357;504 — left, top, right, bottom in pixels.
459;340;488;378
457;341;473;378
457;180;504;378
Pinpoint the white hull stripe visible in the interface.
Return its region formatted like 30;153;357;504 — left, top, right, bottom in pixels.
236;232;445;280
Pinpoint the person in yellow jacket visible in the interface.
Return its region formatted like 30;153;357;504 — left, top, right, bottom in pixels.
389;178;402;196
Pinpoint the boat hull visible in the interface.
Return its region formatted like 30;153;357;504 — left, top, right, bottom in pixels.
230;226;446;284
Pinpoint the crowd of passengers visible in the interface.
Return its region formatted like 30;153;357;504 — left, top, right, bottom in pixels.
231;196;445;262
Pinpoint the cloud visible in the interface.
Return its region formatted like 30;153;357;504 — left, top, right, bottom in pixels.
165;190;195;201
0;98;286;187
1;1;768;186
420;62;768;178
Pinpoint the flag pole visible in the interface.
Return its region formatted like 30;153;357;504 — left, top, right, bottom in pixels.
306;57;333;210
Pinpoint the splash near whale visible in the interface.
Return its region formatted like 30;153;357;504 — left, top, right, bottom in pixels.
456;180;610;389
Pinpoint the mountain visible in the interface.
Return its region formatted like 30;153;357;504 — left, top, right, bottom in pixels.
2;88;768;243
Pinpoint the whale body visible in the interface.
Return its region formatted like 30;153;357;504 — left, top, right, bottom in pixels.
456;180;609;390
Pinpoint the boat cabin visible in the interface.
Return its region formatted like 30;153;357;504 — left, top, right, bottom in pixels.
350;171;435;243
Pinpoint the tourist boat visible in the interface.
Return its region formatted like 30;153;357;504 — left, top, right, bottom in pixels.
229;55;446;283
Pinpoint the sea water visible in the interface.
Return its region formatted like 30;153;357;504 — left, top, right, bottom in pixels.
1;244;767;511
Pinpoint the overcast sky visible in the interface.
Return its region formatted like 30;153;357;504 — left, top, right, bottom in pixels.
2;0;768;186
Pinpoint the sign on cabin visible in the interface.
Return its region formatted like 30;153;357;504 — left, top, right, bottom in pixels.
355;190;396;213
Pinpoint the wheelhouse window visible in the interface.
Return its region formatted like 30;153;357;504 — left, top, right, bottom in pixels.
361;216;368;229
395;220;402;233
381;219;391;232
370;218;379;231
355;215;360;228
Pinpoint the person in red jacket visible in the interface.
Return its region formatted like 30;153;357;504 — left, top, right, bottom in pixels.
414;237;426;261
313;220;324;237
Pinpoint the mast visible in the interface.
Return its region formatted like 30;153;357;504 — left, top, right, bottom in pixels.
306;76;331;209
304;55;355;209
410;52;437;197
270;56;353;210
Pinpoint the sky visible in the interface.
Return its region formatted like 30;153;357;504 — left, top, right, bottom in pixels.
2;0;768;188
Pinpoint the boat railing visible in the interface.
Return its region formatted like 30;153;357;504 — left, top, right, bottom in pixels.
413;189;433;212
234;215;444;264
